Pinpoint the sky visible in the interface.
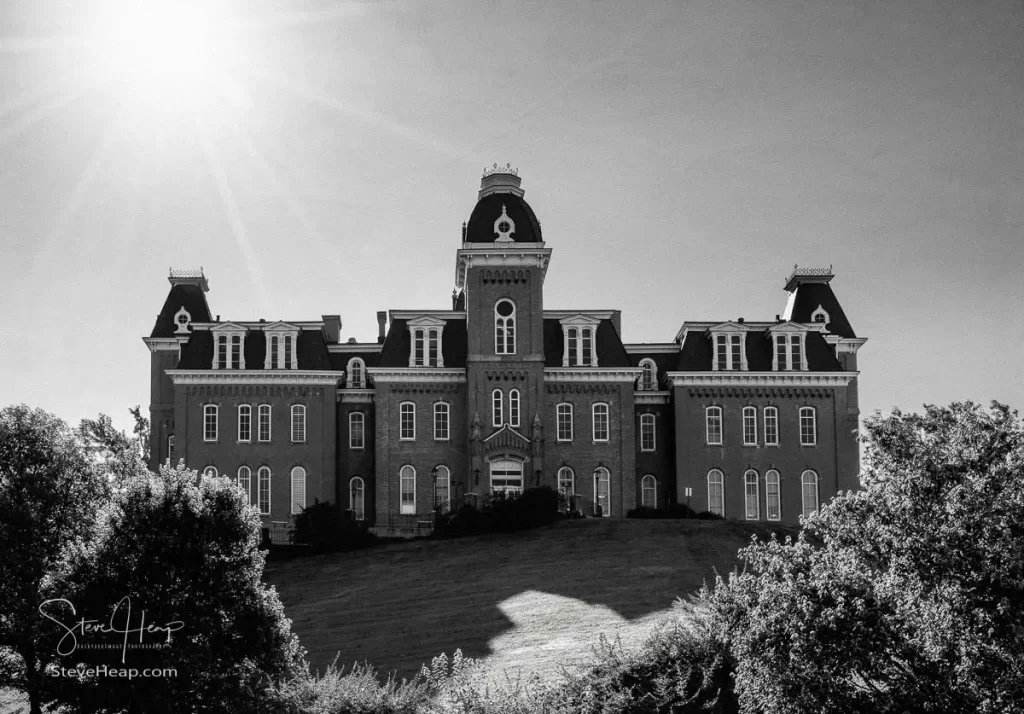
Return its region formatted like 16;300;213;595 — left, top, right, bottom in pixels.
0;0;1021;434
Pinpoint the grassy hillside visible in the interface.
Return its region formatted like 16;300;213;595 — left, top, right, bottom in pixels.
265;518;797;683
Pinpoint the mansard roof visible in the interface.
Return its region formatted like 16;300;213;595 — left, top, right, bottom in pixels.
149;283;212;338
542;318;631;368
624;346;679;379
675;327;843;371
177;326;333;370
378;317;468;368
783;280;857;338
328;350;381;372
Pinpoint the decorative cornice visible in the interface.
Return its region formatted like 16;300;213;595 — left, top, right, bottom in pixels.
339;390;375;404
688;386;834;400
666;371;858;387
167;370;340;385
824;336;868;354
366;368;466;383
328;343;384;353
390;311;466;321
483;162;518;177
545;368;642;383
635;391;671;405
191;321;324;331
455;247;552;289
623;343;679;354
545;310;617;320
558;314;602;327
142;337;180;352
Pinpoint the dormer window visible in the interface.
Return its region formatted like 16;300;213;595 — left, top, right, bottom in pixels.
495;299;516;354
638;359;657;390
560;316;600;367
347;357;366;388
811;305;830;328
173;306;192;334
211;325;246;370
775;333;805;371
407;316;446;367
709;324;748;371
264;325;299;370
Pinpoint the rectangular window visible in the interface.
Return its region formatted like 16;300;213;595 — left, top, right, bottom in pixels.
790;335;801;372
167;435;174;458
775;334;804;371
428;331;439;367
238;405;251;442
581;329;593;366
509;390;520;428
800;407;817;446
258;405;271;442
592;403;609;442
217;335;228;369
230;335;242;369
434;402;450;441
715;335;727;371
349;412;365;449
203;405;218;442
742;407;757;446
764;407;779;446
705;406;722;445
258;468;271;515
640;414;656;451
557;403;573;442
745;472;759;520
776;336;787;370
731;334;742;370
291;405;306;443
414;329;425;366
269;335;280;369
567;328;579;366
766;471;781;521
492;390;503;428
400;403;415;440
284;335;293;369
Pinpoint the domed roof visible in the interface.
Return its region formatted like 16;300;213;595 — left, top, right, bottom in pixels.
465;193;543;243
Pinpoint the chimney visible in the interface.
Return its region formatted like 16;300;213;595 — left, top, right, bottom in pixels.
737;317;744;324
377;311;387;343
321;315;341;344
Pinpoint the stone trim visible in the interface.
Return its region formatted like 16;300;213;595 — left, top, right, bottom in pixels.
167;370;339;385
667;371;857;387
367;368;466;383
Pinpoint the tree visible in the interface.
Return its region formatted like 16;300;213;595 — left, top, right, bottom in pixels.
48;461;305;713
0;405;109;714
78;407;150;484
724;401;1024;714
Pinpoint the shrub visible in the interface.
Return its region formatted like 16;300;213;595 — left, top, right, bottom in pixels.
627;503;699;519
292;501;376;554
434;487;559;538
272;659;429;714
695;510;723;520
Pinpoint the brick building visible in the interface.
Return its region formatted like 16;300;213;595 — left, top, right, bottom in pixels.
143;166;866;535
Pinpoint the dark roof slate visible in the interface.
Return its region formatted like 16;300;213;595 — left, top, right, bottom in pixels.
328;350;382;372
150;284;212;338
378;318;468;368
543;319;632;368
787;282;857;338
675;329;843;371
465;193;543;243
177;328;335;371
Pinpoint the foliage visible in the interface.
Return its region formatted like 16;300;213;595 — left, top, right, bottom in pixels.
723;401;1024;714
694;511;723;520
272;659;430;714
77;406;150;484
627;503;699;519
292;501;377;554
0;405;109;714
434;487;559;537
48;461;305;713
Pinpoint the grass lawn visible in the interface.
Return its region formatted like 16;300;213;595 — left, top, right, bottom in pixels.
265;517;798;684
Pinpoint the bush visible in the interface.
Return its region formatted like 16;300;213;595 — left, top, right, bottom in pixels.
292;501;377;554
695;510;723;520
434;487;559;538
627;503;699;519
272;659;429;714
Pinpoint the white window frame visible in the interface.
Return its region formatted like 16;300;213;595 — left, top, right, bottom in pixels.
638;359;656;390
258;466;271;515
744;469;759;520
509;389;520;428
291;405;306;443
707;469;724;517
494;299;517;355
238;404;251;443
764;406;779;446
290;466;306;515
705;406;723;446
766;469;781;521
712;333;746;371
399;402;416;441
641;474;657;508
742;406;758;446
349;412;365;449
799;407;817;446
167;435;174;459
592;402;610;442
203;465;218;479
490;458;524;496
203;405;218;442
257;404;272;443
237;466;251;505
640;413;656;452
492;390;503;427
400;465;416;514
407;317;446;367
593;467;611;517
263;325;299;370
434;401;450;441
347;357;366;388
560;316;601;367
350;476;365;520
434;465;451;512
773;332;808;372
557;466;574;496
801;470;819;519
556;403;573;442
211;325;247;370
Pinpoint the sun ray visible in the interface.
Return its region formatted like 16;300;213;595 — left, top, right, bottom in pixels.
193;115;272;317
0;81;103;148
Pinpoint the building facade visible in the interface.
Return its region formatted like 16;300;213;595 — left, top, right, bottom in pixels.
143;166;866;534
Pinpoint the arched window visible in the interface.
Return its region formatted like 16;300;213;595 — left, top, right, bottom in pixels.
557;466;574;496
257;466;271;514
764;406;779;446
742;406;757;446
495;299;516;354
399;402;415;440
434;465;451;512
203;405;218;442
639;359;656;391
290;466;306;515
640;414;656;451
509;389;520;428
492;389;503;427
258;404;272;442
434;402;450;441
291;405;306;443
744;470;759;520
400;465;416;514
347;358;366;388
236;466;251;504
705;406;722;445
238;404;252;442
349;412;365;449
203;465;218;479
801;470;819;519
592;403;609;442
707;469;724;517
766;470;781;521
799;407;817;446
593;467;611;517
350;477;365;520
641;474;657;508
556;403;573;441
